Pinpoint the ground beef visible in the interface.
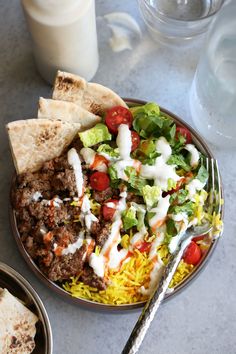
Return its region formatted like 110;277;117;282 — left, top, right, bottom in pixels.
81;265;106;290
126;192;143;204
28;202;70;228
12;139;116;290
90;221;111;247
92;187;117;203
51;169;77;196
46;244;87;282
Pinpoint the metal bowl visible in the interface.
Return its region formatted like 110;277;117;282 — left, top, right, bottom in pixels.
10;99;223;311
0;262;53;353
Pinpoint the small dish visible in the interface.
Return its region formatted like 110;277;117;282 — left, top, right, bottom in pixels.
10;99;223;311
0;262;53;353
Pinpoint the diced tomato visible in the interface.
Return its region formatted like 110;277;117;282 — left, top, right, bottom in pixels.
90;154;109;170
90;171;110;191
131;131;140;152
102;199;119;221
176;126;192;144
136;241;152;253
193;235;205;242
105;106;133;134
183;241;202;265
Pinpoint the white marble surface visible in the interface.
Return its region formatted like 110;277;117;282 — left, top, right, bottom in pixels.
0;1;236;354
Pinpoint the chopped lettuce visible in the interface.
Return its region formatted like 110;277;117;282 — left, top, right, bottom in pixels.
170;189;188;204
142;185;161;209
132;103;174;139
169;201;194;216
196;165;209;184
167;178;177;191
167;154;191;172
166;219;178;237
79;123;111;147
97;144;119;158
124;167;147;193
108;165;118;180
133;139;160;165
122;206;138;230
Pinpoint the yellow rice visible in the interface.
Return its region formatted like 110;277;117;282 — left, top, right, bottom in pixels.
63;249;194;305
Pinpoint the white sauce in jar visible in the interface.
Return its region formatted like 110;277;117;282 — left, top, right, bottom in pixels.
21;0;99;84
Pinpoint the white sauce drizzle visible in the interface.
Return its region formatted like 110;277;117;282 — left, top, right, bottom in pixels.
80;147;96;166
80;147;107;172
140;137;180;190
62;231;85;256
89;190;128;277
149;195;170;229
116;124;132;160
186;179;205;200
89;253;105;277
185;144;200;167
67;148;83;197
81;195;98;230
32;191;42;202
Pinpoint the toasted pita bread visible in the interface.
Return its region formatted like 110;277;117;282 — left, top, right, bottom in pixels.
52;70;128;115
6;118;81;174
0;288;38;354
38;97;101;129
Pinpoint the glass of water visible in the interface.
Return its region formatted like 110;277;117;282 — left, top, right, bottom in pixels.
138;0;224;44
189;0;236;148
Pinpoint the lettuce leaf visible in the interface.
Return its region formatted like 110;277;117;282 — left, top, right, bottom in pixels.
132;103;174;139
122;206;138;230
124;167;147;193
97;144;119;158
167;154;191;172
196;165;209;184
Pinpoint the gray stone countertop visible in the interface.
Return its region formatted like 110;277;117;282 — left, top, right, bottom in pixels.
0;1;235;354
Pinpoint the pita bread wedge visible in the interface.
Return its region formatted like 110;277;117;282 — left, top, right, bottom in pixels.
52;70;128;115
0;288;38;354
6;118;81;174
38;97;101;130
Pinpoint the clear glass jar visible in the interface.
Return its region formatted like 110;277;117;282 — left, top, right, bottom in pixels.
21;0;99;84
189;0;236;148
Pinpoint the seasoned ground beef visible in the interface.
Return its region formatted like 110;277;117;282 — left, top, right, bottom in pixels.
12;141;115;290
81;266;106;290
93;187;119;203
91;221;112;247
46;245;87;282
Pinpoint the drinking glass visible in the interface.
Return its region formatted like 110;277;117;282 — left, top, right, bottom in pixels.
189;0;236;148
138;0;224;44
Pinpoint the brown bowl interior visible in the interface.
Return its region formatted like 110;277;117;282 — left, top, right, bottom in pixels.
10;99;223;311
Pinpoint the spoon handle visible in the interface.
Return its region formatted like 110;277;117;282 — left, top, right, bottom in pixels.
121;241;189;354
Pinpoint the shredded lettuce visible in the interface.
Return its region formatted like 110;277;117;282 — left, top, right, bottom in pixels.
169;201;194;216
124;167;147;193
142;185;161;209
167;154;191;172
122;206;138;230
97;144;119;158
196;165;209;184
132;103;174;140
78;123;111;147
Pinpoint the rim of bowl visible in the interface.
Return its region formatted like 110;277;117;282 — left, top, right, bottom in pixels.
0;262;53;353
140;0;225;23
9;99;224;311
